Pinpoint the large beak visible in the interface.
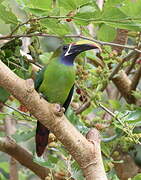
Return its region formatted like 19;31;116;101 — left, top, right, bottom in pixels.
75;40;102;52
69;40;102;55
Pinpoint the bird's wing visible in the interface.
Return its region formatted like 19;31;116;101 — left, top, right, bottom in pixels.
63;85;74;112
34;67;46;91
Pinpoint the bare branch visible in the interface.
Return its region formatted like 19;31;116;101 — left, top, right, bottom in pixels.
4;116;18;180
0;33;141;53
125;55;139;75
112;71;136;104
109;49;140;80
0;137;50;179
3;103;31;117
65;35;141;53
75;100;91;115
131;64;141;91
85;129;107;180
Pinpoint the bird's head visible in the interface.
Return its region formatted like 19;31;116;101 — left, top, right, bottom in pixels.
60;40;101;65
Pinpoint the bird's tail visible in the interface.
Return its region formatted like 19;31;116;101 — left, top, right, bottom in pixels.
35;121;50;157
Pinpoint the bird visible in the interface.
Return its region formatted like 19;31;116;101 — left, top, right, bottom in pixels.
34;40;101;157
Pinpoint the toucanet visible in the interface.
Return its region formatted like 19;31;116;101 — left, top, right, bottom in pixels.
35;40;101;156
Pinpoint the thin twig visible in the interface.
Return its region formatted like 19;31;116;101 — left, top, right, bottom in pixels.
3;103;31;117
99;103;124;126
0;33;60;40
125;54;139;75
8;61;28;72
10;16;68;35
99;103;140;144
0;34;141;53
7;15;141;36
65;35;141;53
99;103;116;118
75;100;91;115
26;58;43;69
130;64;141;91
109;49;140;80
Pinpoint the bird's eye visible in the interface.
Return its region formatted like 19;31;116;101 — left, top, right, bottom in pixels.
63;45;68;51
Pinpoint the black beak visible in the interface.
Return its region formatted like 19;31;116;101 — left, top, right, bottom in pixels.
68;42;101;56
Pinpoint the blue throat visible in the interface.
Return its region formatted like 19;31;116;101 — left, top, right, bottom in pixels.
60;54;76;66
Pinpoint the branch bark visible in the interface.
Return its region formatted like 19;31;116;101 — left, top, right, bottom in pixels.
0;34;141;53
0;136;50;179
112;70;136;104
131;64;141;91
4;116;18;180
0;60;107;180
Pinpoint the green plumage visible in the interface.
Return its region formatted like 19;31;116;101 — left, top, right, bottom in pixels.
39;58;75;105
35;49;75;104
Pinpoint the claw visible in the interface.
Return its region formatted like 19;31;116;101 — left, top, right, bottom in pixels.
39;93;46;99
54;104;65;117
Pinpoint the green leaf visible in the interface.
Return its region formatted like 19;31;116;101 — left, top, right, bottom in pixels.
16;0;52;10
132;173;141;180
34;154;59;168
75;5;98;25
97;24;116;42
100;7;127;20
96;2;141;31
126;110;141;122
120;0;141;18
108;100;121;110
26;8;50;16
0;0;5;3
101;142;111;158
132;90;141;99
104;0;124;6
0;4;18;24
106;21;141;31
41;19;71;36
0;22;10;34
29;0;52;9
0;173;7;180
0;87;10;103
13;130;35;143
119;109;141;125
108;170;120;180
0;162;9;173
58;0;87;11
74;3;100;25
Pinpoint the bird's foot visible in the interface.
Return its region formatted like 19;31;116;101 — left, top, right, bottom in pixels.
54;104;65;117
39;93;46;99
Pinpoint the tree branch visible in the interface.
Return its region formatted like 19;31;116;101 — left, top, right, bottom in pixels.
4;116;18;180
130;64;141;91
112;71;136;104
75;100;91;115
85;129;106;180
0;137;50;179
109;49;140;80
0;33;141;53
0;60;107;180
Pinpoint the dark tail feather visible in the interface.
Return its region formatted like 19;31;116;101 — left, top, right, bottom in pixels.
36;121;50;157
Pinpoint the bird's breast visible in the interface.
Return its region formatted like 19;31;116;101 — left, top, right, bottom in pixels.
39;62;75;105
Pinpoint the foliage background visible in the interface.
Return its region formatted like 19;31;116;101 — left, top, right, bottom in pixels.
0;0;141;179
